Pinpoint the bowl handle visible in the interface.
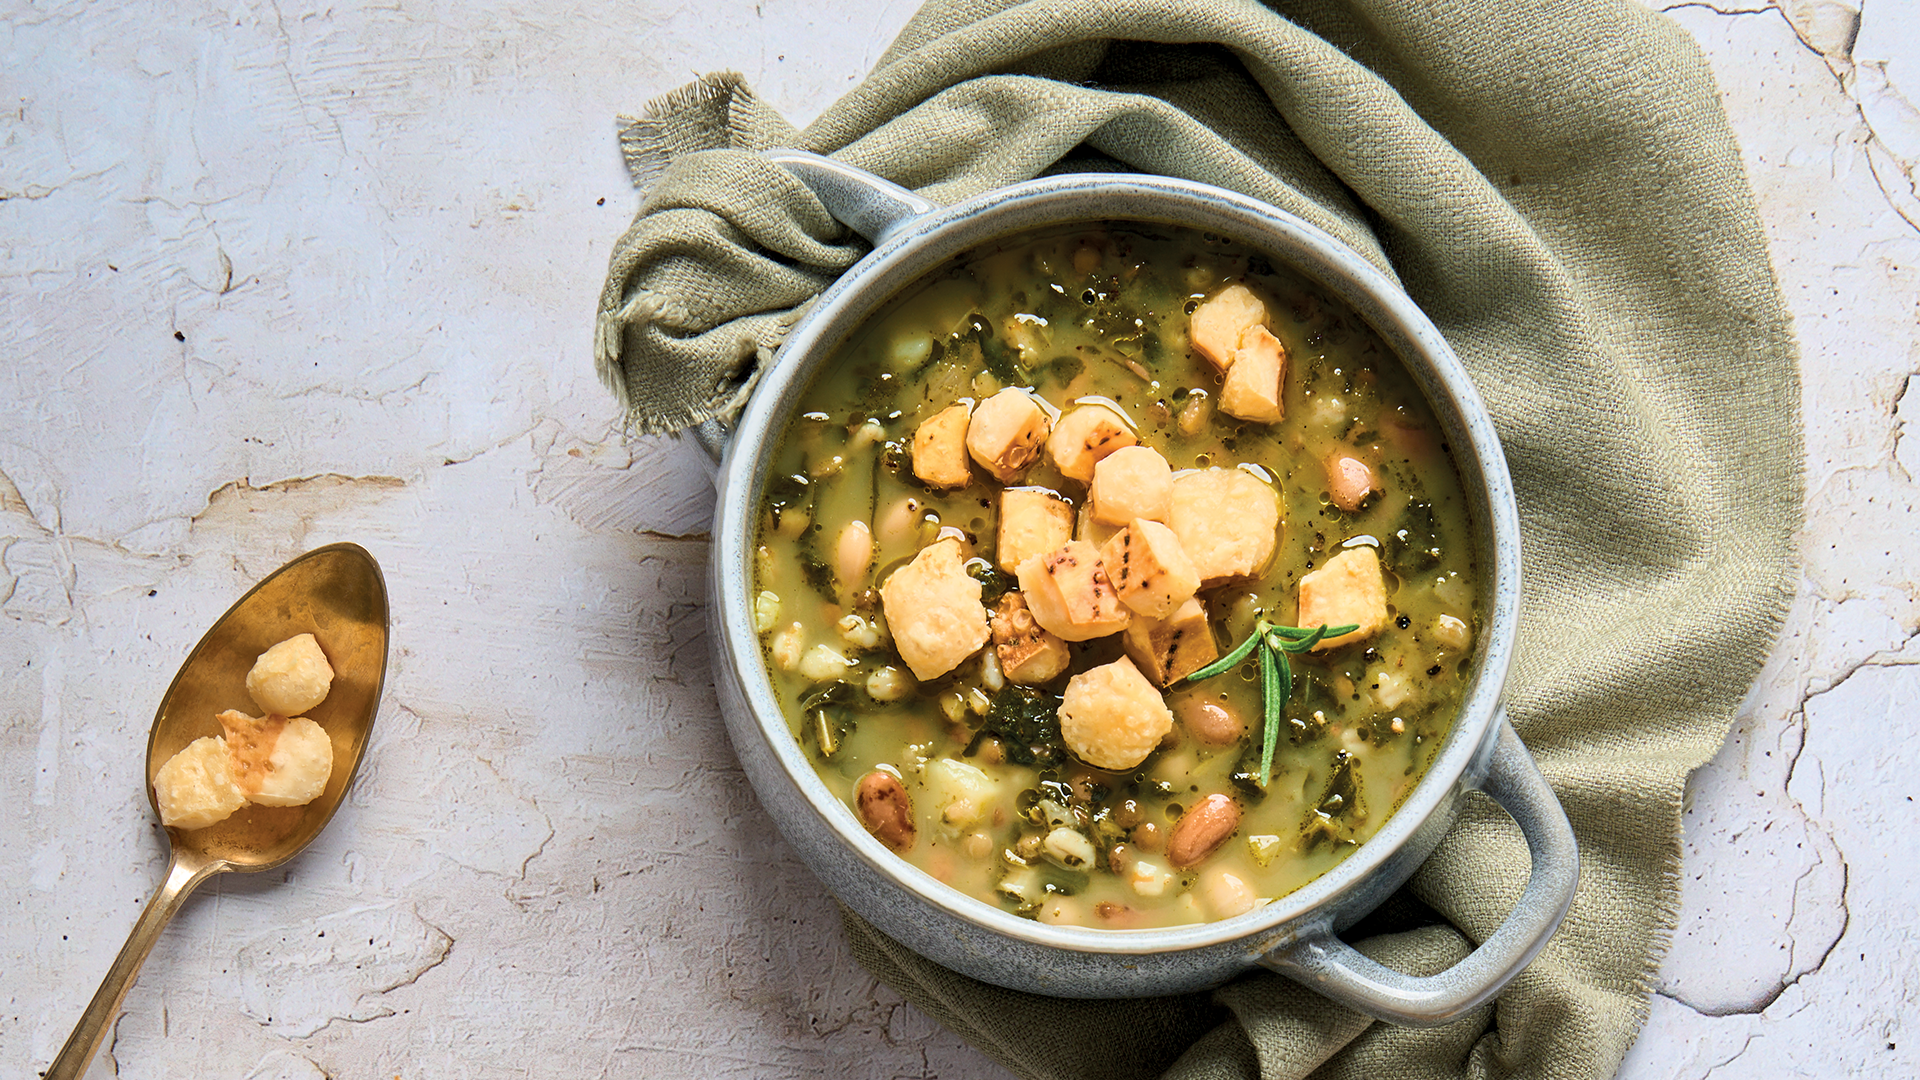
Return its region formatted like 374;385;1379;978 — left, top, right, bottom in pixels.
690;150;942;467
1258;715;1578;1026
765;149;938;247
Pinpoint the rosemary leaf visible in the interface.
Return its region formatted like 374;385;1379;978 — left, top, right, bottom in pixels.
1181;622;1266;683
1259;641;1284;788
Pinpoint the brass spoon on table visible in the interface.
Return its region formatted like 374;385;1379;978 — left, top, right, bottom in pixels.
48;543;389;1080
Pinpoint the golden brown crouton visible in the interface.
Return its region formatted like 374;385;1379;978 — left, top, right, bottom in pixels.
1168;468;1281;584
1296;545;1390;651
966;387;1051;483
1015;540;1132;642
1089;445;1174;525
1123;597;1219;687
1046;403;1136;484
879;538;990;679
912;403;973;488
1188;284;1266;373
997;487;1075;574
1100;519;1200;619
990;591;1072;685
1218;325;1285;423
1058;655;1174;770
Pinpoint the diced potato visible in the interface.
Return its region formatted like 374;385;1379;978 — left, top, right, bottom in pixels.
879;538;990;679
152;736;248;830
990;591;1073;685
1435;613;1472;652
997;487;1075;574
966;387;1051;483
1296;545;1390;651
1188;284;1266;372
1015;541;1131;642
1326;453;1377;511
1168;468;1281;584
1089;445;1173;525
1123;597;1219;686
1100;519;1200;619
246;633;334;717
1046;403;1136;483
218;710;333;808
1058;655;1174;771
1074;501;1122;550
912;403;973;488
1218;325;1285;423
925;757;999;832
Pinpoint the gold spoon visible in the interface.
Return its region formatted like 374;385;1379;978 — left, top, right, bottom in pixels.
47;542;389;1079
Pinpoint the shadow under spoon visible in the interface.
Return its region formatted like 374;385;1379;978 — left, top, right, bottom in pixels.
48;542;390;1079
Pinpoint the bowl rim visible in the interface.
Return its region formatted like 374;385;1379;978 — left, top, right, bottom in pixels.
711;171;1521;955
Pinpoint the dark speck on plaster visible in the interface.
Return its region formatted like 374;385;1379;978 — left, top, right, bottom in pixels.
597;197;605;205
173;330;185;342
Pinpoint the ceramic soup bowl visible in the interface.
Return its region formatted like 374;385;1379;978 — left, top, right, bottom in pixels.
700;151;1576;1024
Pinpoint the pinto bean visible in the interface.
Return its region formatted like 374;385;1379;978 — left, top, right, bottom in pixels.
1173;692;1244;746
855;771;917;852
1166;793;1241;869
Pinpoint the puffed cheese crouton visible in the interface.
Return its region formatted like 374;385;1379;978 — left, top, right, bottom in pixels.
990;591;1072;685
912;403;973;488
153;736;248;830
966;388;1051;483
1188;284;1266;373
1325;453;1378;512
1089;445;1173;525
997;487;1075;574
1218;325;1285;424
1296;546;1390;651
1169;469;1281;584
880;538;990;679
246;633;334;717
1123;597;1219;687
218;710;333;807
1100;519;1200;619
1058;655;1174;770
1015;540;1131;642
1047;403;1136;484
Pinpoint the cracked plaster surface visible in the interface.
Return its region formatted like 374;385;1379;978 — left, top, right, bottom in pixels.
4;1;1912;1078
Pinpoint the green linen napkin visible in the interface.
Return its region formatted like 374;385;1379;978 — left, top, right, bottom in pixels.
594;0;1802;1076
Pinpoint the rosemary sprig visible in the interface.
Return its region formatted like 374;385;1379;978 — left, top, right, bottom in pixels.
1181;618;1358;788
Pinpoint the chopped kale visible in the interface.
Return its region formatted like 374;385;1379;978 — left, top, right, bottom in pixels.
968;562;1016;606
966;685;1066;768
799;681;859;760
1387;499;1443;572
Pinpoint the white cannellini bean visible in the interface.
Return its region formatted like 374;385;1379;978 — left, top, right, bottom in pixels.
797;643;852;683
1044;827;1098;870
836;613;882;650
835;520;874;591
1434;613;1472;652
866;665;914;701
1201;869;1256;920
850;420;885;449
771;623;804;671
878;495;925;548
980;648;1005;692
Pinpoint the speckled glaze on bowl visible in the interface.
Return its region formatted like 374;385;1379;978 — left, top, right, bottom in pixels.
703;152;1577;1024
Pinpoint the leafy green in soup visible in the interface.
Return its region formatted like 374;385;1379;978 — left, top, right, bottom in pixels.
753;223;1478;930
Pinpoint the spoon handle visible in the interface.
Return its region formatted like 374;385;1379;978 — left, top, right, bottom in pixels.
47;849;224;1080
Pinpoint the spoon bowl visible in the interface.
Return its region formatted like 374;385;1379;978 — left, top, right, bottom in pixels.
49;542;389;1079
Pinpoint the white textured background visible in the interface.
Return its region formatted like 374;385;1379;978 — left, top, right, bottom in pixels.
2;0;1915;1076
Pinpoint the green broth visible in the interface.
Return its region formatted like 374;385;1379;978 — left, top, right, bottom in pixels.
754;223;1478;929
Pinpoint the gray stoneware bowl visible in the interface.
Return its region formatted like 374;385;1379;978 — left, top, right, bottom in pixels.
702;151;1578;1025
